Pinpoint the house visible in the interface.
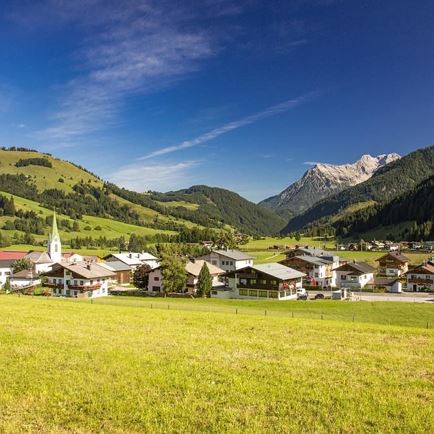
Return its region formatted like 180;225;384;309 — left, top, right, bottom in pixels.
45;261;116;298
211;263;305;300
279;255;336;288
284;247;332;259
23;251;54;274
403;262;434;292
9;269;41;289
198;249;253;272
334;261;375;290
376;252;409;277
146;260;225;295
105;252;159;271
101;260;132;285
372;277;402;293
0;259;14;288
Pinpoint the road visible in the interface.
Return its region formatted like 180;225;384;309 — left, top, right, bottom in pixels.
308;290;434;303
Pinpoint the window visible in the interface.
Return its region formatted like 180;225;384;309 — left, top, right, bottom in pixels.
341;275;346;280
250;279;257;285
212;260;217;265
152;286;160;292
230;261;233;265
240;278;247;285
260;279;267;285
154;276;160;281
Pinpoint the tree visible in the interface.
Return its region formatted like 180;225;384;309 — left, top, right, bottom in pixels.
294;232;301;242
133;263;152;289
13;258;32;273
160;253;187;295
196;262;212;298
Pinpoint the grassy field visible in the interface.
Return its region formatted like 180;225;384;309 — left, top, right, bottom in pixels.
0;296;432;433
242;237;432;266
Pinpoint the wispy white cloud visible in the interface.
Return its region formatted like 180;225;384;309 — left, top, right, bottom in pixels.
109;160;199;192
139;93;316;160
304;160;321;165
26;1;230;146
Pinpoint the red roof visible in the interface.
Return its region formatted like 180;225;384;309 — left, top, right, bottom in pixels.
0;251;28;260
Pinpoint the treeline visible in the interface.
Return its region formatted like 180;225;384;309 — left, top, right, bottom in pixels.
335;175;434;241
15;158;52;168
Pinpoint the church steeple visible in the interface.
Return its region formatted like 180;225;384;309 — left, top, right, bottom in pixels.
48;210;62;263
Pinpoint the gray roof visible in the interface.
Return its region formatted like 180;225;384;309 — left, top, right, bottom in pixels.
293;255;332;266
336;261;375;274
213;249;253;261
24;251;53;264
0;259;15;268
10;269;38;279
102;260;131;272
251;263;306;280
295;247;333;257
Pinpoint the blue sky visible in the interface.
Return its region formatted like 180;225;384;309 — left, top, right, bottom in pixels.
1;0;434;201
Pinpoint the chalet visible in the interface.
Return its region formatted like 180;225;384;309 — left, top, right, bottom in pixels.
45;262;116;298
403;262;434;292
101;260;132;285
105;252;159;270
198;249;253;272
284;247;332;259
334;261;375;290
23;251;54;274
371;277;402;293
212;263;305;300
0;259;14;288
376;252;409;277
146;260;225;295
9;269;41;289
279;255;335;288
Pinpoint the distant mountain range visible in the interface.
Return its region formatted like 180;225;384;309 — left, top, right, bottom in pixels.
281;145;434;238
260;153;401;216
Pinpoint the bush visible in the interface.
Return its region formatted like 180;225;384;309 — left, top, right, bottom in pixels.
15;158;52;168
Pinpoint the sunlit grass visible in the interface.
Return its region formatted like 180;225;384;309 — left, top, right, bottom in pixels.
0;296;432;433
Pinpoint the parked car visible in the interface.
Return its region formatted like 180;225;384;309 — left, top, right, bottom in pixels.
296;288;308;300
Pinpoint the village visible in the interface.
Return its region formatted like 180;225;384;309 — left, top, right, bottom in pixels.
0;212;433;301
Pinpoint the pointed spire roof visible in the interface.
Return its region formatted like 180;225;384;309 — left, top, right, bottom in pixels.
51;210;60;240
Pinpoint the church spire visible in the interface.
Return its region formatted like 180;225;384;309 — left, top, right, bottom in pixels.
51;209;59;240
48;209;62;263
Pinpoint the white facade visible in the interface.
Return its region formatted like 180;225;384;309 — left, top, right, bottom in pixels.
10;276;41;289
405;272;434;292
200;250;253;272
0;265;12;288
47;269;110;298
335;270;374;289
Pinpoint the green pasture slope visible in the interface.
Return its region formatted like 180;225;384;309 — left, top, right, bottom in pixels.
0;296;433;433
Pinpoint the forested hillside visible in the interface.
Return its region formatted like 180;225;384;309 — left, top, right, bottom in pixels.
0;148;284;239
282;145;434;233
334;175;434;240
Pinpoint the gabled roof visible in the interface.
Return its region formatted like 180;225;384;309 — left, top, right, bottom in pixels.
234;263;305;280
24;251;53;264
0;251;27;261
376;252;409;263
101;260;132;272
10;269;39;279
185;260;224;277
0;259;15;268
212;249;253;261
46;261;116;279
106;252;158;266
404;263;434;275
335;261;375;274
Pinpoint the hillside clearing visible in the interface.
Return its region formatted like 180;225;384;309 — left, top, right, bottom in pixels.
0;296;432;433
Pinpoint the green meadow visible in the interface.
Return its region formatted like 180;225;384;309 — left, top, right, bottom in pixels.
0;296;433;433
